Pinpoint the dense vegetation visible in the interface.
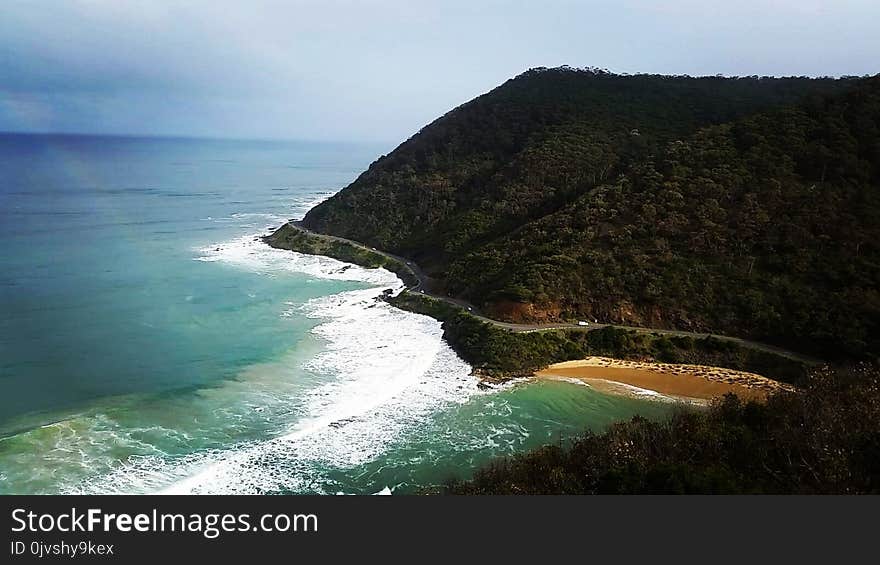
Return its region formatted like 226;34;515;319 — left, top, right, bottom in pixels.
445;363;880;494
298;68;880;360
388;292;809;385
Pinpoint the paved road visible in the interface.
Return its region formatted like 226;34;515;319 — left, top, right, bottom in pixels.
284;222;822;365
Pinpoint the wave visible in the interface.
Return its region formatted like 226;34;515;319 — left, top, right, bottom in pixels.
196;189;333;233
193;234;397;286
60;235;479;494
199;212;290;231
291;191;333;217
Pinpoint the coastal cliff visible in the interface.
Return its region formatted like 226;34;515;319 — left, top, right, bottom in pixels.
294;68;880;360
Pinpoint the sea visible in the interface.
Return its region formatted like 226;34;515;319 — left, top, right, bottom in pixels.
0;133;673;494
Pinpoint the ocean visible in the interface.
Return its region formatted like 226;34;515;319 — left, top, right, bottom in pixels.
0;133;672;494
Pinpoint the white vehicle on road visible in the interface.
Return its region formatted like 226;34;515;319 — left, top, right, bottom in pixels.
577;320;589;326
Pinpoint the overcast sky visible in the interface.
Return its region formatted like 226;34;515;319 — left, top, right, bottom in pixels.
1;0;878;142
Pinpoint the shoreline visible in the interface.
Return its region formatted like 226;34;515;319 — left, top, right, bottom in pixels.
263;223;808;401
535;357;797;403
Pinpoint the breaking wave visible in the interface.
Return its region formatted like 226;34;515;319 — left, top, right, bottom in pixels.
60;235;479;494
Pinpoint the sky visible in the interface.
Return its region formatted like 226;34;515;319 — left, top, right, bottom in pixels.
1;0;878;143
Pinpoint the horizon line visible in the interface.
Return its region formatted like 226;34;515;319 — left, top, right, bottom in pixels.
0;130;396;147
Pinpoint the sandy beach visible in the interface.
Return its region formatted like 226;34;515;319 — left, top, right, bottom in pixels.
535;357;796;403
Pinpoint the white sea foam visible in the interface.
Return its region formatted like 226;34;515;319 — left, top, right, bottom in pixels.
292;192;333;218
552;376;592;387
194;234;398;287
155;289;478;494
200;188;331;232
64;235;480;494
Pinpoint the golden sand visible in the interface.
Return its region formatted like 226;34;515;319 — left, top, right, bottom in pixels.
535;357;795;403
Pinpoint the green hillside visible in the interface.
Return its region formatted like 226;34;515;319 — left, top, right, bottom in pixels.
298;68;879;359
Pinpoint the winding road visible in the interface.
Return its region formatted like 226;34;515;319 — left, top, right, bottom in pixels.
282;222;822;365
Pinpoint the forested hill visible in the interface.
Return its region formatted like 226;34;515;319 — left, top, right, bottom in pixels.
298;68;880;359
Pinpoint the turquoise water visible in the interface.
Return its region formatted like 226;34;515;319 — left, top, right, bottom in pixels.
0;134;673;494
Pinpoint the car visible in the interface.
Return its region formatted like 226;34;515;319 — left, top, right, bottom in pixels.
577;321;589;326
